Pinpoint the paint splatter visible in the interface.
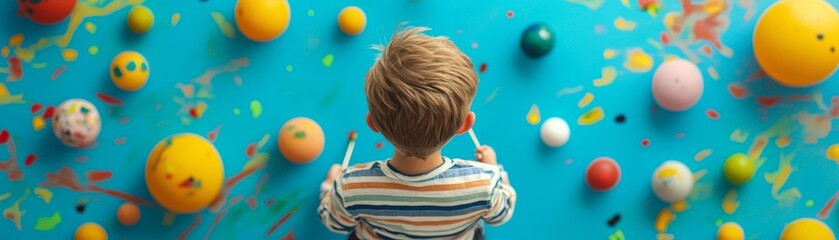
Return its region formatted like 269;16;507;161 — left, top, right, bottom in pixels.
0;132;24;181
484;87;500;103
661;0;733;59
245;144;256;158
61;49;78;62
50;65;67;80
84;22;96;34
526;104;540;125
556;85;583;97
178;213;202;240
375;142;384;150
764;153;801;206
307;9;315;17
3;188;30;231
33;212;61;231
266;209;297;237
0;83;26;105
614;17;636;31
322;54;334;68
7;57;23;81
232;108;241;115
95;92;124;106
654;208;675;232
603;49;617;59
87;45;98;55
0;130;8;144
209;134;271;212
738;0;756;20
505;10;514;19
119;117;130;125
817;191;839;219
730;129;748;143
705;109;719;120
75;197;88;213
0;193;9;201
708;67;719;80
250;100;262;119
114;137;127;145
41;167;153;206
578;107;605;126
33;188;51;204
578;93;594;108
566;0;605;10
189;102;208;119
30;103;42;114
207;125;222;142
722;189;739;214
210;12;236;38
162;211;176;226
694;149;712;161
807;200;815;207
623;49;653;72
775;135;791;148
756;97;781;108
593;66;618;87
32;117;45;131
479;63;487;73
641;138;650;148
608;229;625;240
796;96;839;143
171;12;181;26
606;213;621;227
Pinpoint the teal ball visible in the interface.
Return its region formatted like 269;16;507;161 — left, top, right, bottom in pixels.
520;22;555;58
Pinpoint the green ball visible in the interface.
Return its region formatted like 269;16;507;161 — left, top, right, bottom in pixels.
723;153;756;185
520;22;555;58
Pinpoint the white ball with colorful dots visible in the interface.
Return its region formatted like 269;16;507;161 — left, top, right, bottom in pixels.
651;160;693;203
52;99;101;149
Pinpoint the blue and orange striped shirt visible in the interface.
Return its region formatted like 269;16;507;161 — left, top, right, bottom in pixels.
318;158;516;240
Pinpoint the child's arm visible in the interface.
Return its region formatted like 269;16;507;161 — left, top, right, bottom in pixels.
476;146;517;226
318;164;358;234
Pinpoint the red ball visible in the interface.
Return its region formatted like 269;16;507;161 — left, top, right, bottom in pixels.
18;0;77;25
585;157;621;191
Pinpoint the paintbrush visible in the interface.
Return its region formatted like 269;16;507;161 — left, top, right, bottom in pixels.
467;128;481;149
341;131;358;169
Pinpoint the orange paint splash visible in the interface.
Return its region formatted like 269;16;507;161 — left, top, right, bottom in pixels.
41;167;154;206
756;97;781;107
654;208;676;232
818;190;839;219
764;153;801;206
176;58;250;122
2;188;29;231
796;96;839;143
722;189;739;214
705;109;719;120
662;0;733;58
208;134;270;212
775;135;791;148
694;148;712;161
0;130;24;181
6;57;23;81
727;83;747;99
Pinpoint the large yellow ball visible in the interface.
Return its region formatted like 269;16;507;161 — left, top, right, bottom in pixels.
145;133;224;213
338;6;366;36
754;0;839;87
235;0;291;42
74;222;107;240
110;51;149;91
780;218;835;240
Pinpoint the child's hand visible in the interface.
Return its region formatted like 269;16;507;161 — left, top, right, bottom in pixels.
323;164;343;185
475;145;497;165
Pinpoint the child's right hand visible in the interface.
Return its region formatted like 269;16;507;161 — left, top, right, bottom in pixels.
475;145;497;165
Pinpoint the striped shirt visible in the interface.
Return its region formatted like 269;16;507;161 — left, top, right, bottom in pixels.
318;158;516;240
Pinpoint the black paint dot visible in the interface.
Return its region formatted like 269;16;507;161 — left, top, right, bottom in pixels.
817;34;824;41
75;202;87;213
615;114;626;124
607;213;621;227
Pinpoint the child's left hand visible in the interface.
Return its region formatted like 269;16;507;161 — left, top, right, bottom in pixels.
323;164;343;185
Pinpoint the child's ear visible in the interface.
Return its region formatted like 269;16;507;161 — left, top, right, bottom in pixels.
366;114;380;133
455;112;476;135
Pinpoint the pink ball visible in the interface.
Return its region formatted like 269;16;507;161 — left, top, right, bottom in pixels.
652;59;704;111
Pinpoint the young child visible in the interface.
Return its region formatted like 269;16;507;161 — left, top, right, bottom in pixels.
318;25;516;240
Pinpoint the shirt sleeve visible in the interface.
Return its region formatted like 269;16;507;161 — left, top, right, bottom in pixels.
483;166;516;226
318;175;358;234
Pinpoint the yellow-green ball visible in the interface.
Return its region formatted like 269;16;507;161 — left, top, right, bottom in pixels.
723;153;755;185
127;6;154;34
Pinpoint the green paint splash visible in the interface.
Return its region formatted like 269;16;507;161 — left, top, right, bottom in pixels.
286;65;293;72
322;54;334;68
307;9;315;17
210;11;236;38
607;229;624;240
233;108;241;115
294;131;306;139
320;83;342;108
250;100;262;119
34;212;61;231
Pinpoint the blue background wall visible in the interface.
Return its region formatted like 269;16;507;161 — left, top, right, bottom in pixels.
1;0;838;239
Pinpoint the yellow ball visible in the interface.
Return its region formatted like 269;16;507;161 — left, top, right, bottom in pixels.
145;133;224;213
74;222;107;240
127;6;154;34
717;222;745;240
827;143;839;162
235;0;291;42
338;6;366;36
754;0;839;87
110;51;149;92
780;218;835;240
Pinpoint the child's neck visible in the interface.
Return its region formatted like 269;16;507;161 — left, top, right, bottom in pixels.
388;150;444;175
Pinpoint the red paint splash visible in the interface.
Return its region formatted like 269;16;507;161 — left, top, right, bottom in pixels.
756;97;781;107
651;106;658;114
50;65;67;80
207;125;222;142
281;228;296;240
7;57;22;81
189;107;199;118
744;70;767;82
30;103;42;114
505;10;514;19
266;199;275;206
96;92;124;106
41;167;153;206
479;63;487;73
43;106;55;119
114;137;127;145
266;210;296;237
204;209;227;240
178;213;203;240
230;195;244;205
660;33;671;45
245;144;256;158
24;154;36;167
705;109;719;120
75;156;88;163
119;117;130;125
0;130;9;144
641;138;650;148
247;174;269;210
818;191;839;219
0;131;23;181
375;142;384;150
247;196;258;209
727;83;748;99
701;45;713;56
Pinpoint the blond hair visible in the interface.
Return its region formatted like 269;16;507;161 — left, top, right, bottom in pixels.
365;25;478;158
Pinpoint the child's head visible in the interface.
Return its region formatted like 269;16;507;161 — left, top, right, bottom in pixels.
365;25;478;159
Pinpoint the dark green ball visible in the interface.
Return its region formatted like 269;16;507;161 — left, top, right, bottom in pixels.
520;22;555;58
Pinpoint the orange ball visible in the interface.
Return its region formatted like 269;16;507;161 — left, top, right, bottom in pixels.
74;222;107;240
337;6;366;36
278;117;324;163
116;202;140;226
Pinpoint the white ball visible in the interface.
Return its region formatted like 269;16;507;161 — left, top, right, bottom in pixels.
651;160;694;203
52;99;101;148
540;117;570;147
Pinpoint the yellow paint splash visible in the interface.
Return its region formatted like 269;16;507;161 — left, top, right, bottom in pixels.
566;0;605;10
578;92;594;108
33;188;52;204
9;34;23;47
694;148;712;162
656;233;674;240
764;153;801;206
0;193;10;201
61;49;78;62
655;208;676;232
0;83;26;105
171;12;181;26
88;46;99;55
827;144;839;164
32;116;45;131
692;169;708;182
708;67;719;80
722;189;739;214
1;47;8;57
730;129;748;143
620;0;630;7
775;135;791;148
593;66;618;87
603;49;617;59
614;17;636;31
3;189;30;231
210;11;236;38
84;22;96;34
623;48;653;72
671;201;688;212
526;104;540;125
193;101;208;118
578;106;604;126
